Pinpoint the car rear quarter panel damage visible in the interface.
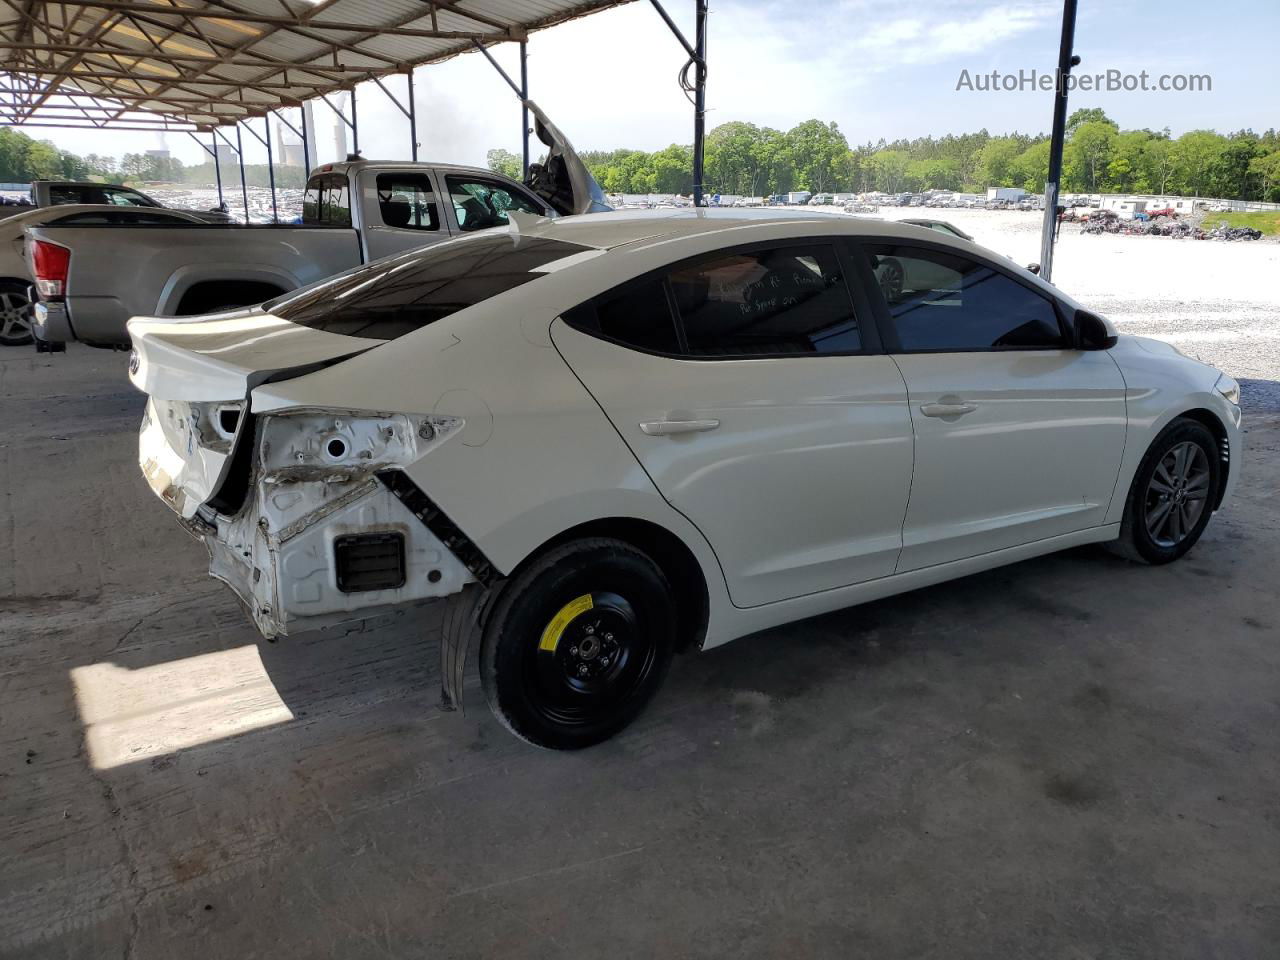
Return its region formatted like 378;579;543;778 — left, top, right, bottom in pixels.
248;290;734;641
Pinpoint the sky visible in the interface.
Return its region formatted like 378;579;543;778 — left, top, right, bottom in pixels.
23;0;1280;171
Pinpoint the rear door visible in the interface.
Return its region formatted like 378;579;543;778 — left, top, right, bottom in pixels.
857;240;1127;571
360;168;451;261
552;240;914;608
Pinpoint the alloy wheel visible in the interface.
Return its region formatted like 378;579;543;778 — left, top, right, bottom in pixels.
0;290;32;343
1144;440;1211;548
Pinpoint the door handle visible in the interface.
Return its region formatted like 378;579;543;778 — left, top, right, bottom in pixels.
639;418;720;436
919;401;977;419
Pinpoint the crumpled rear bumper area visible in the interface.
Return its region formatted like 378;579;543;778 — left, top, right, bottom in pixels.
203;473;474;638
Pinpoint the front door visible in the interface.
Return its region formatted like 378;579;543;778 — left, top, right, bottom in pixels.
553;241;915;608
859;240;1128;571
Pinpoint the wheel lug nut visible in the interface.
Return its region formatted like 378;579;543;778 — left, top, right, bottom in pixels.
577;665;589;676
604;633;613;641
569;646;578;656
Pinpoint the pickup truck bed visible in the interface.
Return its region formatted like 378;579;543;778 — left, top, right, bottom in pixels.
28;223;361;347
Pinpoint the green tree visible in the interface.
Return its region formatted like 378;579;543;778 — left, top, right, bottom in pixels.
786;119;849;193
1248;149;1280;201
705;121;763;195
870;149;910;192
1066;107;1113;136
973;137;1024;187
1009;140;1051;191
1141;137;1178;194
1173;130;1227;196
1106;130;1154;192
486;148;522;180
1065;120;1117;191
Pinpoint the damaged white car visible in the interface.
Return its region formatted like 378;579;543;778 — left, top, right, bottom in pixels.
130;210;1241;749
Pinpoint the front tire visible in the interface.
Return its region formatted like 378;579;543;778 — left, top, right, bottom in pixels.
1108;418;1220;565
480;538;676;750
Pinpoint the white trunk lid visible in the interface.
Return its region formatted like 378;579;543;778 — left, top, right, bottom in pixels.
128;309;376;517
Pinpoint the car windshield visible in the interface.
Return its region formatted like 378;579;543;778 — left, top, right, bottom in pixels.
268;233;590;340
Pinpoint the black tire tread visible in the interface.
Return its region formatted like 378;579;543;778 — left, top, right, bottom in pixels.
480;537;674;750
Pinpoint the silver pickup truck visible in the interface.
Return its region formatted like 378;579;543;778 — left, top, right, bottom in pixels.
28;104;607;348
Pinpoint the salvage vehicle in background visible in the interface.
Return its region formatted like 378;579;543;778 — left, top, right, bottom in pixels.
0;179;234;223
127;210;1241;750
0;203;212;346
26;101;608;349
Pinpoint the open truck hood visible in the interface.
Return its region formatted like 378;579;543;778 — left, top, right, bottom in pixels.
128;310;378;518
522;99;611;217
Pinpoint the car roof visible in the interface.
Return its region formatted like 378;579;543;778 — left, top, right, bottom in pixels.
310;159;518;182
507;207;949;250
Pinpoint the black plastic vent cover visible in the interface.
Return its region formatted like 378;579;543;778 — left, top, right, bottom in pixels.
334;532;406;593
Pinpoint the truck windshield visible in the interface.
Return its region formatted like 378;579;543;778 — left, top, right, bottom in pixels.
268;233;591;340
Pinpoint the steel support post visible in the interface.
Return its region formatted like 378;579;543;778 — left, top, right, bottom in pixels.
1039;0;1079;282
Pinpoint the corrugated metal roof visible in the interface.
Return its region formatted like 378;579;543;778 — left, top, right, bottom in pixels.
0;0;635;131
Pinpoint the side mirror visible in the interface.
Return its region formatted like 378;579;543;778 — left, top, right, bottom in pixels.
1026;262;1041;275
1074;309;1117;350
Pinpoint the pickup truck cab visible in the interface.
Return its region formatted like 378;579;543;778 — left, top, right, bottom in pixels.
28;101;608;348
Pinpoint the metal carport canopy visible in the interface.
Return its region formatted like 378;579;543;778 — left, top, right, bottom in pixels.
0;0;634;131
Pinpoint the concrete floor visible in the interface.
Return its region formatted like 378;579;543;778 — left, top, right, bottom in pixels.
3;346;1279;959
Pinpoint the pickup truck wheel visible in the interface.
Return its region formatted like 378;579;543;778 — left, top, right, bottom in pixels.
0;282;33;346
480;538;676;750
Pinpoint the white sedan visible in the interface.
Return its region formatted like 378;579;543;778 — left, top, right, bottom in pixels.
128;210;1242;749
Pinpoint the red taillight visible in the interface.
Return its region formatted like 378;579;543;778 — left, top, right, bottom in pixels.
32;239;70;299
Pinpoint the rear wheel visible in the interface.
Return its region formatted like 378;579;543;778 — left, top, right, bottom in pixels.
480;538;676;750
1108;418;1220;565
0;281;33;346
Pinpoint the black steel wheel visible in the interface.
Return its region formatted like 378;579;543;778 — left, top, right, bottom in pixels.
480;538;675;750
1108;417;1221;565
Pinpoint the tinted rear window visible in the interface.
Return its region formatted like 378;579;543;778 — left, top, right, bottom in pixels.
269;234;589;339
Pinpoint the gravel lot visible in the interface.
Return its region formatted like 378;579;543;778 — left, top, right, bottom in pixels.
874;208;1280;410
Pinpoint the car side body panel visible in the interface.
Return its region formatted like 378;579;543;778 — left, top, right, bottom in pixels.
552;321;915;607
248;290;736;627
1103;335;1242;525
891;349;1129;571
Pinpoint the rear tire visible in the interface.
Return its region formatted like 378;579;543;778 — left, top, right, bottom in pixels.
480;538;676;750
1107;418;1220;565
0;280;33;346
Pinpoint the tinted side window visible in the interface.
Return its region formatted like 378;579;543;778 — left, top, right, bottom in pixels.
50;186;92;205
105;188;155;207
375;173;439;231
865;244;1064;351
302;174;351;226
563;278;679;354
446;176;541;232
669;244;861;356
